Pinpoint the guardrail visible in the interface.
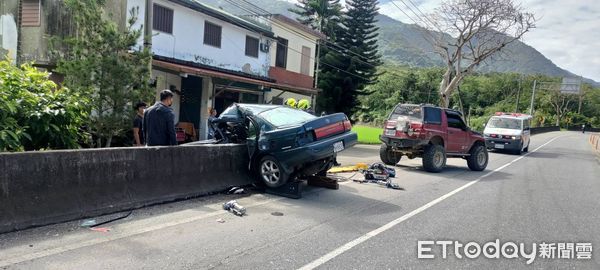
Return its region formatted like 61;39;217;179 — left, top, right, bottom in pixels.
0;144;252;234
530;126;560;135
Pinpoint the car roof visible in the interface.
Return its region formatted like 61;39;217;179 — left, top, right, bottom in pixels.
491;115;532;120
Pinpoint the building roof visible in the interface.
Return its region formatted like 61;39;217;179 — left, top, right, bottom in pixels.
271;14;326;40
168;0;274;37
153;56;319;96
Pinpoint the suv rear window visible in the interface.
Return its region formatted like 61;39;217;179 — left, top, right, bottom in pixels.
389;105;422;121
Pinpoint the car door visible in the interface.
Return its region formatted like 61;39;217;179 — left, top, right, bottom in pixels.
522;119;531;147
246;117;259;161
445;112;469;153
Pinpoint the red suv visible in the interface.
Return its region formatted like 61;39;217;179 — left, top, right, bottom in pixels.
379;104;488;172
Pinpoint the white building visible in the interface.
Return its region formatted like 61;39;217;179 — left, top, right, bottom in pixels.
127;0;322;140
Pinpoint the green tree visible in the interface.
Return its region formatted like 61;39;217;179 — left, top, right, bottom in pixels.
290;0;343;38
0;59;88;152
54;0;152;147
340;0;382;90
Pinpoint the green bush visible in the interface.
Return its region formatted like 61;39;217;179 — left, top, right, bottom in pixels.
0;59;88;151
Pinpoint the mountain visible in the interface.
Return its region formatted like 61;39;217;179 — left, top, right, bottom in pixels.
197;0;599;86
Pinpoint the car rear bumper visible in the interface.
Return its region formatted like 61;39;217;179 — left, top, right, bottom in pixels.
485;138;522;150
380;136;427;149
273;132;358;174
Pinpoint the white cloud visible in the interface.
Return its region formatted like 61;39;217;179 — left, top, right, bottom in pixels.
376;0;600;81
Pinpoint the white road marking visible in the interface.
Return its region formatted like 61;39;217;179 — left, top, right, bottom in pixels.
298;135;565;270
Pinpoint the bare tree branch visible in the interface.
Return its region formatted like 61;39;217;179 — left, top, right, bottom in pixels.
428;0;536;107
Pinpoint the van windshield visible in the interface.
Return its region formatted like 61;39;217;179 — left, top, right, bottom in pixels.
389;105;422;121
487;117;522;130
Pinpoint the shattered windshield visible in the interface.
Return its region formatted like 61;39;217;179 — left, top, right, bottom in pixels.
257;107;316;127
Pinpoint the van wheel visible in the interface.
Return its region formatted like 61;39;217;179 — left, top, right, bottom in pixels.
422;144;445;173
513;142;523;155
259;156;289;188
467;144;488;171
380;144;401;165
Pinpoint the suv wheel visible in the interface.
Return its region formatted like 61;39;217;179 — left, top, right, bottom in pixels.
380;144;401;165
259;156;289;188
422;144;446;173
467;144;488;171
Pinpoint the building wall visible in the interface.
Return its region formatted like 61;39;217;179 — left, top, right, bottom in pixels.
153;69;183;123
270;22;317;77
0;0;18;64
17;0;126;66
127;0;272;78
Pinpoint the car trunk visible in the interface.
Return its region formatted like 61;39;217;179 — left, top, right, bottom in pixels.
303;113;351;141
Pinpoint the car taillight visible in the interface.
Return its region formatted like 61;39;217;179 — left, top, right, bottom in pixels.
343;120;352;131
502;135;512;139
491;134;498;138
385;120;397;129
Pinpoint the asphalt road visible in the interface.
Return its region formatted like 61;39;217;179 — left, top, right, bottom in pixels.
1;131;599;269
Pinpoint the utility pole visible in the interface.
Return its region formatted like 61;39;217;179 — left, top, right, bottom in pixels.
529;80;537;115
515;75;522;113
144;0;153;59
577;75;583;114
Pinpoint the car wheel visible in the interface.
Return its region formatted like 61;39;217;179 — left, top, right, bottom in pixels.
514;142;523;155
523;142;529;152
380;144;401;165
467;144;488;171
422;144;446;173
259;156;289;188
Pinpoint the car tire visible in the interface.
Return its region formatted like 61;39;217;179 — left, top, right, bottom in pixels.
467;144;488;171
523;142;529;152
380;144;401;165
422;144;446;173
259;156;289;188
514;142;523;155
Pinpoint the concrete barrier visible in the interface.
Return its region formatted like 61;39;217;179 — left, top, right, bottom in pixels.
530;126;560;135
0;144;251;234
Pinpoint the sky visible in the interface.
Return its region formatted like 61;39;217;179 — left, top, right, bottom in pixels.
376;0;600;82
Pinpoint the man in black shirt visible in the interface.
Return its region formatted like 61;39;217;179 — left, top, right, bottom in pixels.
132;102;147;146
143;90;177;146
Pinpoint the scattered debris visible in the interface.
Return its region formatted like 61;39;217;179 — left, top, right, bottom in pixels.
90;227;110;233
328;163;369;173
226;186;246;195
271;212;284;216
223;200;246;216
353;163;404;190
80;219;97;227
216;218;226;223
89;211;132;228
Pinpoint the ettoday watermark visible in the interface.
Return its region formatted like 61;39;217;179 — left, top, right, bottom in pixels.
417;240;592;265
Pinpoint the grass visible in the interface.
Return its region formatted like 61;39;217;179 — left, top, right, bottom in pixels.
351;125;383;144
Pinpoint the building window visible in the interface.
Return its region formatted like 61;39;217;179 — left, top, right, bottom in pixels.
245;36;259;58
204;22;222;48
275;38;288;69
301;46;311;75
21;0;41;27
153;4;173;34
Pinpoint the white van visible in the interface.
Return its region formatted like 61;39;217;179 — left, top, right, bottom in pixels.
484;113;532;155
